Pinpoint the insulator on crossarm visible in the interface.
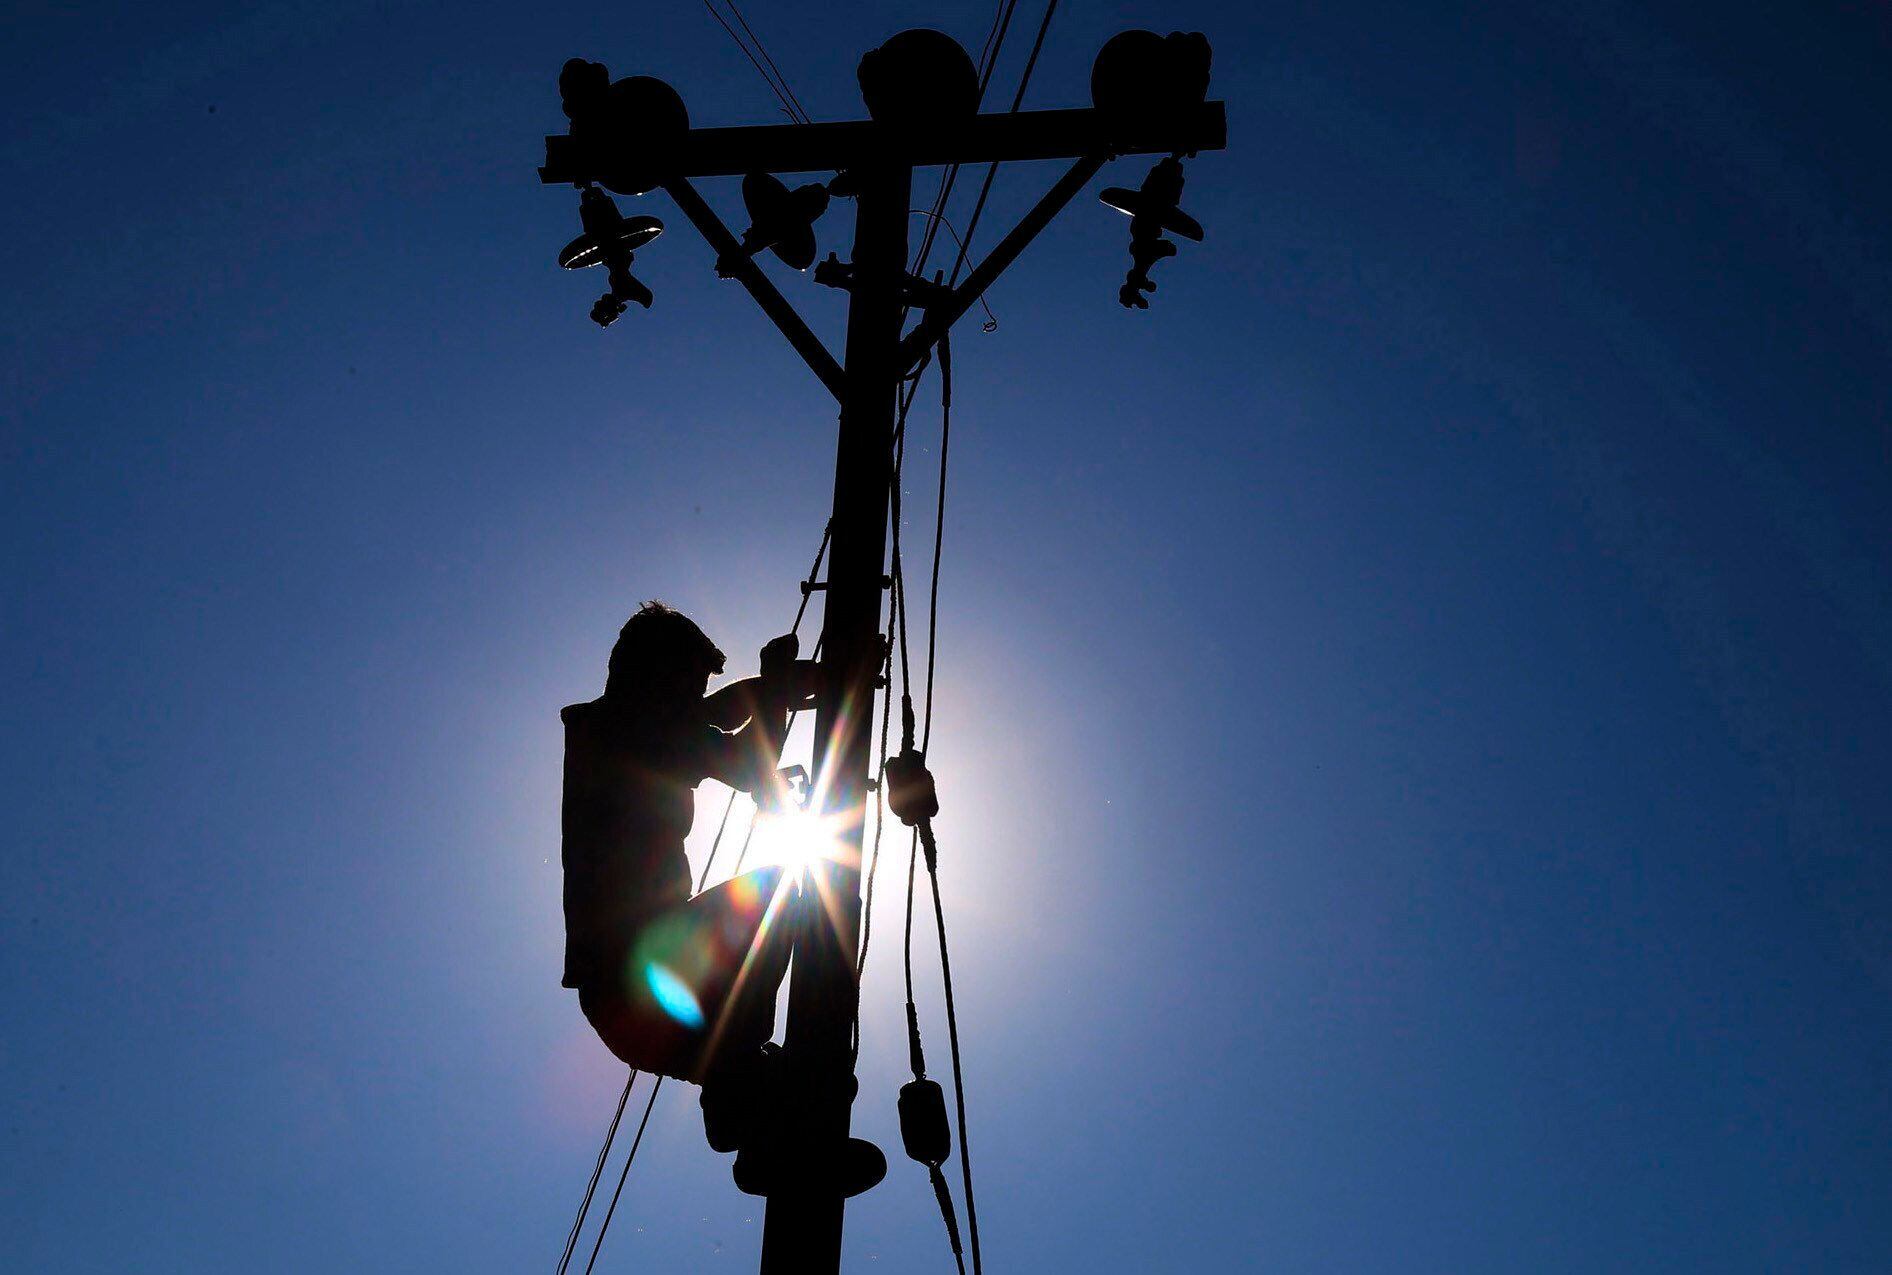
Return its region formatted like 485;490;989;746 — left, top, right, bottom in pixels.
1100;155;1203;310
719;172;830;275
559;186;662;325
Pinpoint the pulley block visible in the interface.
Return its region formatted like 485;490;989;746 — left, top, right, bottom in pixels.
898;1077;952;1167
884;748;940;826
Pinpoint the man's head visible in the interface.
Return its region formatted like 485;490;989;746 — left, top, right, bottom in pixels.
606;601;726;703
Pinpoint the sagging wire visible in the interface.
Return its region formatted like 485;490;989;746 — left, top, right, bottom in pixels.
580;1080;663;1275
910;210;1000;332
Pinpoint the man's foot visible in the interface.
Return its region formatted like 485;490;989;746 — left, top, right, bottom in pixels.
700;1043;780;1154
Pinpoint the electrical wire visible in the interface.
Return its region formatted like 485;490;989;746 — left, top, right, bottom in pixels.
562;4;1034;1248
919;334;983;1274
700;0;809;125
910;210;999;331
945;0;1061;291
722;0;811;123
852;581;899;1057
919;337;951;750
885;332;987;1275
908;0;1023;284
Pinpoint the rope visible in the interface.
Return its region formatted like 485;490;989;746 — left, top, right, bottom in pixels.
581;1078;664;1275
555;1069;636;1275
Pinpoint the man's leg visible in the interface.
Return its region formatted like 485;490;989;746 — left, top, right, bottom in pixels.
685;867;792;1073
681;867;793;1153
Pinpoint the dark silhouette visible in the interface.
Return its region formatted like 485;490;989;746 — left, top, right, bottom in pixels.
562;603;800;1075
720;172;830;276
539;26;1223;1267
558;186;661;326
561;603;883;1195
1091;30;1213;309
1101;155;1204;309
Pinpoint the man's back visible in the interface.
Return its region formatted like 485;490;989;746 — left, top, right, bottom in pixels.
559;696;710;988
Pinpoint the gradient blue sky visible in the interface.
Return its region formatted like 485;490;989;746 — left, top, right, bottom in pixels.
5;2;1891;1270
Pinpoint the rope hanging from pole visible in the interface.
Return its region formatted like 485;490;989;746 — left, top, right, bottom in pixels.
556;1068;636;1275
883;331;988;1275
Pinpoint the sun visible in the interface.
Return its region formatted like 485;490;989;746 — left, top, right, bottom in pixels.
745;806;851;877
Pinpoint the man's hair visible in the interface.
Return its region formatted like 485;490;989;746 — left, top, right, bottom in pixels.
606;601;726;696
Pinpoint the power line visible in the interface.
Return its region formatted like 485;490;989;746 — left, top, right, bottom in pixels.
946;0;1062;290
722;0;811;124
910;210;999;331
699;0;809;124
909;0;1023;281
887;334;985;1275
852;572;899;1058
918;335;983;1274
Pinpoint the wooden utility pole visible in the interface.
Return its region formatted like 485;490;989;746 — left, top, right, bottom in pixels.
541;28;1224;1274
762;161;910;1269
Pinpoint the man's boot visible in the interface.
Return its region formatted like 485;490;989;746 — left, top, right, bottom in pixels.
700;1042;779;1154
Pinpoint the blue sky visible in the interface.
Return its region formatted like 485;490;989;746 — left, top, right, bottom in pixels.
4;1;1890;1270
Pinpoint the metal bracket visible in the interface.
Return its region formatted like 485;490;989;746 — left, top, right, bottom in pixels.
661;176;847;402
897;153;1108;371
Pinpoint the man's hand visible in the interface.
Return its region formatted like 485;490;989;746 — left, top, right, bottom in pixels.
759;634;819;709
759;634;799;680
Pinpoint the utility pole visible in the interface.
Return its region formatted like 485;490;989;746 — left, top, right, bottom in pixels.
541;26;1224;1274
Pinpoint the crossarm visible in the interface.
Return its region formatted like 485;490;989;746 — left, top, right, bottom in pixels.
543;102;1225;183
897;153;1108;370
661;177;847;402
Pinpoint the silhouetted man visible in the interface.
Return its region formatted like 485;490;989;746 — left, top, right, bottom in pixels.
561;602;805;1088
561;604;884;1194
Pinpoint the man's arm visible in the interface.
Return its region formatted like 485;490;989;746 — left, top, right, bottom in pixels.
703;675;768;732
701;637;815;794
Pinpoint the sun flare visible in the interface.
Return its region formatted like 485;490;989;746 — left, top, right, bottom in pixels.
745;806;850;877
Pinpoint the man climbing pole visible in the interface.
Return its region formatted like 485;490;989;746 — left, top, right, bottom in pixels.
559;601;883;1195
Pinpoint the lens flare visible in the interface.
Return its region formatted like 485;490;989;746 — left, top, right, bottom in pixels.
746;807;846;876
644;961;705;1028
